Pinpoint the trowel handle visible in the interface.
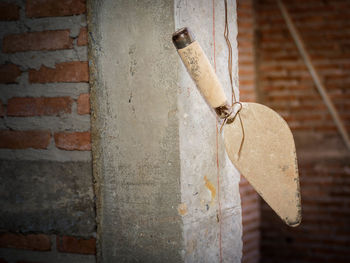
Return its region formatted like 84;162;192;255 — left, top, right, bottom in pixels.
172;27;231;119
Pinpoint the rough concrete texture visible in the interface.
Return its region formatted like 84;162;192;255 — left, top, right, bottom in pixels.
0;160;95;237
89;0;182;261
89;0;242;262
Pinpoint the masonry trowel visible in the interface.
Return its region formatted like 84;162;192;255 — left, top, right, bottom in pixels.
172;27;301;227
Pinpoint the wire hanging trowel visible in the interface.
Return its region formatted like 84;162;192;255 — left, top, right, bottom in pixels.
173;27;301;227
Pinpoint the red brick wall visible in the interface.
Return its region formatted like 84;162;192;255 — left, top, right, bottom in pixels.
0;0;94;262
237;1;260;262
0;233;95;263
0;1;90;148
256;0;350;262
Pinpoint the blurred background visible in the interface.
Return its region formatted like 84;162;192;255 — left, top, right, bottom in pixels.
238;0;350;262
0;0;349;262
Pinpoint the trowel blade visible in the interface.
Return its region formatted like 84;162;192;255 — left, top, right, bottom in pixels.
224;102;301;226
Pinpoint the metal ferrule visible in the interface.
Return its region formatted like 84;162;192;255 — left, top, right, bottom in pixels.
214;103;234;123
172;27;195;50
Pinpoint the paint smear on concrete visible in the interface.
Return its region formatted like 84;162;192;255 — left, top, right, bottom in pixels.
204;176;216;205
178;203;188;216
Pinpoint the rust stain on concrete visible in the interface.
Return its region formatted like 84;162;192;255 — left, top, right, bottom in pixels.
204;176;216;205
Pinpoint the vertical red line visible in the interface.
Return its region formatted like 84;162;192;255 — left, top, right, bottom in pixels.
212;0;216;70
216;122;223;263
212;0;223;262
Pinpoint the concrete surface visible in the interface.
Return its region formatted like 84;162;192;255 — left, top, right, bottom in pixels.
89;0;242;262
89;0;182;261
0;160;95;237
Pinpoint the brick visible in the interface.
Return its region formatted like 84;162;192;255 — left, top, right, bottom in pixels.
0;100;4;117
26;0;86;18
77;27;87;46
258;0;350;261
0;130;51;149
237;1;260;262
7;97;72;117
0;233;51;251
0;64;21;83
240;90;256;102
3;30;73;53
239;79;254;86
77;93;90;115
54;132;91;151
56;236;96;254
0;2;19;21
29;62;89;83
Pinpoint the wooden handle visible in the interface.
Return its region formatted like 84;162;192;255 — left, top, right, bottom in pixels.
173;28;228;110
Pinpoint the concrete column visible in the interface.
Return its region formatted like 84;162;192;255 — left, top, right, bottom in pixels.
88;0;242;262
